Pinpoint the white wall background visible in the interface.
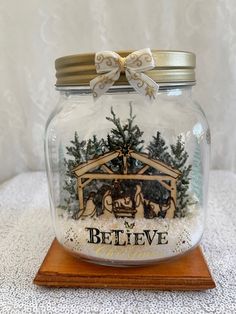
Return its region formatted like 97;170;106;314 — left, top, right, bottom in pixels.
0;0;236;183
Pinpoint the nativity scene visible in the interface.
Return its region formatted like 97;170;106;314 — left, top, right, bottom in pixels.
72;149;180;220
62;105;192;220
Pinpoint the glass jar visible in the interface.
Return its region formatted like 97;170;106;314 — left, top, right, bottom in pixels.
45;50;210;266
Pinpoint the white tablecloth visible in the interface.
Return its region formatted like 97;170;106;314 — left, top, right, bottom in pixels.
0;171;235;314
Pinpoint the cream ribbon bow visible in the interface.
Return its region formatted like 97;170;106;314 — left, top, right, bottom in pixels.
90;48;159;101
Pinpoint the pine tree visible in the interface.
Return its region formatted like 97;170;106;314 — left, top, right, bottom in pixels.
63;132;86;213
63;132;107;213
104;105;145;202
144;132;172;206
146;133;192;217
170;136;192;217
106;105;144;152
83;135;107;201
148;131;172;165
105;104;144;173
85;135;107;161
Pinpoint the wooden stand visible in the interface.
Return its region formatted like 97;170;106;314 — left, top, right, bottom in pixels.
34;239;215;290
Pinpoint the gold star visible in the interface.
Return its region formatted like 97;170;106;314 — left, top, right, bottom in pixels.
145;85;156;100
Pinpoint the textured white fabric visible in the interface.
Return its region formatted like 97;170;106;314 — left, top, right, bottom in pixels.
0;0;236;183
0;170;235;313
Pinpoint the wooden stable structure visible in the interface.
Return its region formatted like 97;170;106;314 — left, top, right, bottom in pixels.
72;149;181;216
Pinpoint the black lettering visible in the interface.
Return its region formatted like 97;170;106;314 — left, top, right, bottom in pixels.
86;227;101;244
111;229;126;246
101;231;112;245
157;232;168;245
127;232;132;245
134;232;145;245
144;230;158;245
85;228;168;246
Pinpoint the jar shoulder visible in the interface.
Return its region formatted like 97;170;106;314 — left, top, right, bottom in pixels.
45;92;210;141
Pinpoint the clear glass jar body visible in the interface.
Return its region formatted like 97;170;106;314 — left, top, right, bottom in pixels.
45;86;210;266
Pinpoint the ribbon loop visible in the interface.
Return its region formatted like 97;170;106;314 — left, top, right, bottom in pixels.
90;48;159;101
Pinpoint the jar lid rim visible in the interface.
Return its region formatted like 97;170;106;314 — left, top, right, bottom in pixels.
55;49;196;87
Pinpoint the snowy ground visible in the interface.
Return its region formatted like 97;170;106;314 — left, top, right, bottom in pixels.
55;204;203;264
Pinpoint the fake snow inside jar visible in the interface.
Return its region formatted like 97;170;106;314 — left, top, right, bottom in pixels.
45;49;210;266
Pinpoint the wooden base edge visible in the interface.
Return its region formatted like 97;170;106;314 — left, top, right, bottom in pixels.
34;239;215;291
34;277;215;290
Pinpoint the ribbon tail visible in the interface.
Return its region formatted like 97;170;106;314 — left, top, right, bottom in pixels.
90;69;120;100
126;69;159;102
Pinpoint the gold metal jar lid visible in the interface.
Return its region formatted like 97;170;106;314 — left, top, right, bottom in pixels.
55;50;196;87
